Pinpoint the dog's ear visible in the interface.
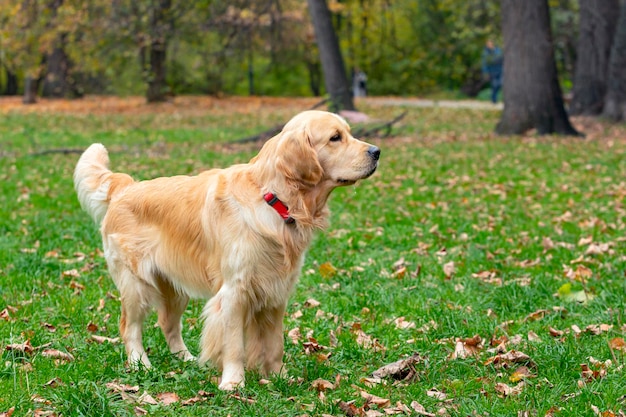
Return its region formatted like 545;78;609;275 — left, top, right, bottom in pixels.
275;130;323;186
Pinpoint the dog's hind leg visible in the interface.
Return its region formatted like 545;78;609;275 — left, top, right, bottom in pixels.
155;278;195;362
117;273;154;369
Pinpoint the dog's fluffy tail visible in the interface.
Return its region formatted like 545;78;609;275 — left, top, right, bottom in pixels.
74;144;134;224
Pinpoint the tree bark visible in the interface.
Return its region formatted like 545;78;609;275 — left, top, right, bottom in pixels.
496;0;580;136
145;0;172;103
570;0;619;115
42;41;81;98
306;0;355;112
3;67;18;95
604;1;626;122
23;76;39;104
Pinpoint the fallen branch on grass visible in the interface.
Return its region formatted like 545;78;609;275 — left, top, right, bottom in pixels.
352;111;407;139
232;98;330;144
29;148;85;156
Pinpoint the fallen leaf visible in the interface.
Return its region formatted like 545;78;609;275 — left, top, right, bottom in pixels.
410;401;436;417
288;327;302;344
311;378;335;392
5;340;34;354
0;408;15;417
105;382;140;393
319;262;337;279
510;366;535;382
443;261;455;277
357;387;390;408
41;349;74;362
351;323;385;351
484;350;534;369
91;335;120;344
371;353;422;381
609;337;626;351
304;298;321;308
338;400;363;417
495;381;525;396
137;392;158;405
155;392;179;405
87;322;99;333
449;335;482;359
426;388;447;401
393;317;415;330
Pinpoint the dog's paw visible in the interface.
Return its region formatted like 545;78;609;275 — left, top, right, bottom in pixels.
128;353;152;371
218;379;245;391
176;350;196;362
219;365;245;390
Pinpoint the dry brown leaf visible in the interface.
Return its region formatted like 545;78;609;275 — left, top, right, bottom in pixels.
5;340;34;354
319;262;338;279
137;392;158;405
357;387;390;408
510;366;535;382
41;349;74;362
91;335;120;344
484;350;534;369
449;335;482;359
42;323;57;332
0;407;15;417
371;353;422;381
62;269;80;278
304;298;321;308
442;261;455;277
426;388;447;401
393;317;415;330
585;324;612;335
311;378;335;392
155;392;179;405
495;381;525;396
523;309;550;322
338;400;363;417
105;382;140;393
609;337;626;351
288;327;302;345
527;331;542;342
410;401;436;416
86;322;99;333
352;323;385;352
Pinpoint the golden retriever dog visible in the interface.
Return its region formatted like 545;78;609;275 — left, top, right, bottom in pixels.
74;110;380;390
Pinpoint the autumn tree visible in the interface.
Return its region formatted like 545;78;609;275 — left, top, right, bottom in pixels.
496;0;579;136
603;0;626;122
569;0;619;115
306;0;354;112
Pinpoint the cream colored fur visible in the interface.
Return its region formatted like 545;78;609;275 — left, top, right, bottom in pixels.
73;110;380;390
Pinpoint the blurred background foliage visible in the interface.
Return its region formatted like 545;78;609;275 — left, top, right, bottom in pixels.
0;0;578;98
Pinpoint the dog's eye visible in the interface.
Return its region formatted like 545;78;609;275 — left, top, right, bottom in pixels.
330;134;342;142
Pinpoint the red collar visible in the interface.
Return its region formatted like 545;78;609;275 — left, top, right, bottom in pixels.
264;193;295;224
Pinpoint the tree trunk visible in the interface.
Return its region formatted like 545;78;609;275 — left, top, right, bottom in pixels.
496;0;580;136
569;0;619;115
604;1;626;122
42;41;81;98
3;67;18;95
306;0;355;112
23;76;39;104
145;0;172;103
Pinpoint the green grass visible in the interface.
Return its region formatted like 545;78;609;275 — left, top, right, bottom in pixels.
2;98;626;416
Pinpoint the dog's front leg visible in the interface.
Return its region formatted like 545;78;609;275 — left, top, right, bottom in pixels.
200;287;246;389
216;285;246;390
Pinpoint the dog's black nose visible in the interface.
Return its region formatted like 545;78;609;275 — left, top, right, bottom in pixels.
368;146;381;161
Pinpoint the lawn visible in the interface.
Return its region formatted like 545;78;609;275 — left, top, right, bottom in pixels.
1;96;626;416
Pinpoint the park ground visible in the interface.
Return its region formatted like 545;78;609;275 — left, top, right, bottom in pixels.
1;96;626;416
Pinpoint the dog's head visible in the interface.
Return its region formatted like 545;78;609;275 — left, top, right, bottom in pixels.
265;110;380;188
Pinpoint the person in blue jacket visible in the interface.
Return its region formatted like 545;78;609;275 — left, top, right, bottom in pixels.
481;39;503;103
